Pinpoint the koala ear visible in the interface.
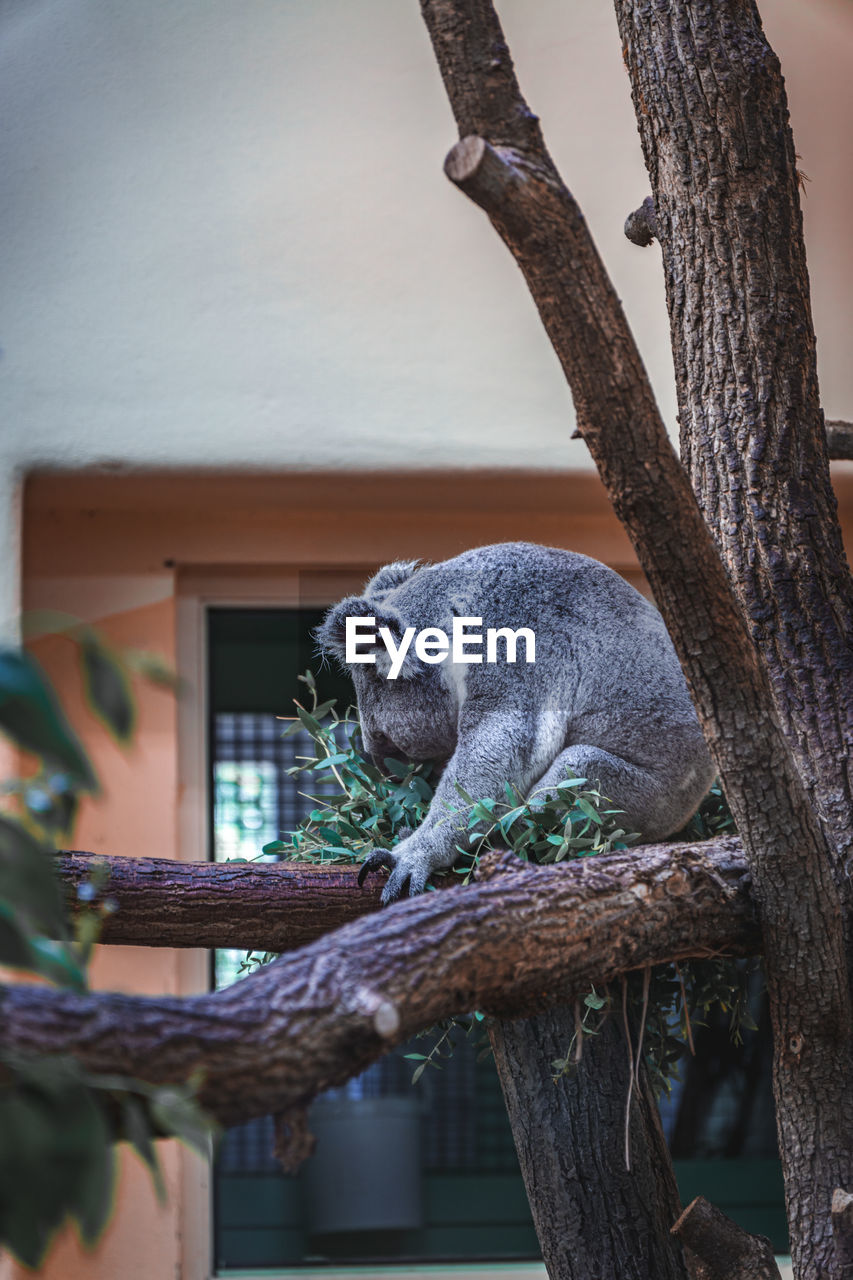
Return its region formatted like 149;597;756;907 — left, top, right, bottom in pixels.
371;604;422;680
315;596;374;662
364;559;422;602
315;596;423;679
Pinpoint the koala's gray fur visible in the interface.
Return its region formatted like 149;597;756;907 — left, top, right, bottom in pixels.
317;542;714;903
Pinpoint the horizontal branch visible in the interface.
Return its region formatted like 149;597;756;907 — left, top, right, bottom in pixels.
5;838;758;1127
58;837;748;954
58;851;386;951
827;420;853;461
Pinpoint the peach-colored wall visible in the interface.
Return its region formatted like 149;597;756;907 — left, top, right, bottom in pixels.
12;466;853;1278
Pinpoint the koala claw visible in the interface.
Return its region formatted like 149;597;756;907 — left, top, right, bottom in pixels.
357;849;397;888
357;848;431;904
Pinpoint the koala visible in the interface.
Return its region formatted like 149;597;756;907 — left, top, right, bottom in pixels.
317;542;715;904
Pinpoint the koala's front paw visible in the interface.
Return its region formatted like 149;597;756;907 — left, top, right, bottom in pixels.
357;847;433;904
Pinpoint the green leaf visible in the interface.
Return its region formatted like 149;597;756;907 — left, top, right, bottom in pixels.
0;649;96;789
0;903;36;969
383;758;412;779
123;649;183;693
576;797;603;825
467;800;495;826
80;638;135;742
311;699;337;720
26;936;88;991
149;1086;217;1157
0;815;65;937
408;775;433;802
121;1096;165;1201
64;1092;114;1245
335;819;366;839
294;704;324;738
261;839;288;855
0;1063;114;1265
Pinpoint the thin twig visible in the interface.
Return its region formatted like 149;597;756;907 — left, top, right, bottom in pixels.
634;964;651;1087
674;961;695;1056
574;1000;584;1063
622;975;634;1172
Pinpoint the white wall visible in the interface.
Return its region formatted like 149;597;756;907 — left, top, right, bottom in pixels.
0;1;850;515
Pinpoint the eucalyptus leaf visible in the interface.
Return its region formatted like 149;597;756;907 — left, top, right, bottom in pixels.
80;637;136;742
0;649;96;789
0;815;65;937
121;1096;165;1201
149;1086;218;1157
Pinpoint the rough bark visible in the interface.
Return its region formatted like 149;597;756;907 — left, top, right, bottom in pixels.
672;1196;782;1279
1;846;759;1127
58;850;386;951
826;422;853;462
491;1009;689;1280
56;837;747;952
417;2;853;1273
832;1189;853;1279
613;0;853;920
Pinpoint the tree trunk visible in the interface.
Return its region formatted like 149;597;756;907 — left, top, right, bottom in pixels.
491;1008;689;1280
612;5;853;1271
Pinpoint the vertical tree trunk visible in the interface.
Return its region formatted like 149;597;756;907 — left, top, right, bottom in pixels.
612;7;853;1272
490;1007;689;1280
614;0;853;913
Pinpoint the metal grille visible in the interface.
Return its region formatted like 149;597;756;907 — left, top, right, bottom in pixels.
217;1043;518;1175
213;711;326;854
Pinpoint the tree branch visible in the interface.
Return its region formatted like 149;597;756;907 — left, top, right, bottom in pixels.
56;838;749;953
827;421;853;462
58;851;386;951
671;1196;783;1279
5;841;758;1126
832;1189;853;1278
624;197;659;247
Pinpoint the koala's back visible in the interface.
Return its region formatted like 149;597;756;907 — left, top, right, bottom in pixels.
382;542;702;764
387;541;663;653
